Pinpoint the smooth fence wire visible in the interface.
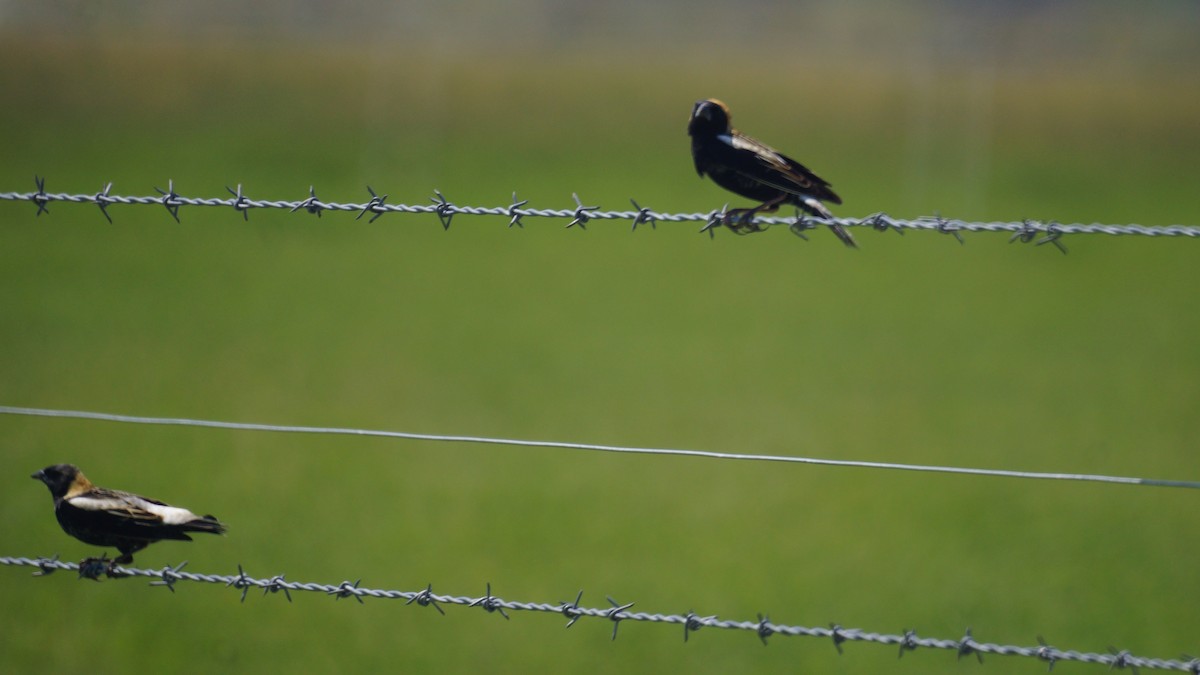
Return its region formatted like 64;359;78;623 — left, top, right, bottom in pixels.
4;178;1200;246
2;555;1196;672
3;405;1199;490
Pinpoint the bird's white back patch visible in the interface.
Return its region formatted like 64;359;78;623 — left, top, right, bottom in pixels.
68;495;132;512
68;494;200;524
140;501;201;525
716;133;734;147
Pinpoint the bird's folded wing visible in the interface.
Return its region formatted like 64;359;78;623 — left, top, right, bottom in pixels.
730;133;838;200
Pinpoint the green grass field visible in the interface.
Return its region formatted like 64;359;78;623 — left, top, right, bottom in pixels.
2;18;1198;674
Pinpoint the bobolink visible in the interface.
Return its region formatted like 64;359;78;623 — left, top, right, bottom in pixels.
32;463;225;565
688;98;855;246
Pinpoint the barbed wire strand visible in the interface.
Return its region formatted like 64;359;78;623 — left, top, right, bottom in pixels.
3;405;1197;490
2;555;1194;671
4;179;1200;245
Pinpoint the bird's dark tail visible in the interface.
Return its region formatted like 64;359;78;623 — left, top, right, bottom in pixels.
802;198;857;248
827;223;858;248
184;514;226;535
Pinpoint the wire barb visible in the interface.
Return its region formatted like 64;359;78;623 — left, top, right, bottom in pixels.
469;582;510;620
756;613;775;646
604;596;634;641
227;565;254;602
699;205;727;238
864;212;905;235
150;560;189;593
31;554;60;577
931;213;965;245
1012;219;1040;244
431;190;455;230
506;192;528;228
629;199;656;231
330;579;365;603
1037;636;1060;671
407;583;445;615
898;629;920;658
31;175;49;215
683;611;713;643
291;186;324;217
94;182;115;223
1109;647;1140;674
789;211;815;240
958;627;984;663
225;184;251;221
566;193;597;230
155;179;183;223
561;590;585;628
830;623;847;654
357;186;388;223
264;574;293;602
1038;222;1069;254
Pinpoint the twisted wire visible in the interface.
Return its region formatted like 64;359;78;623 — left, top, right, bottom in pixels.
2;555;1194;671
3;178;1198;242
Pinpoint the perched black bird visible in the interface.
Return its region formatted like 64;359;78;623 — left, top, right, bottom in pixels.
32;463;225;565
688;98;855;246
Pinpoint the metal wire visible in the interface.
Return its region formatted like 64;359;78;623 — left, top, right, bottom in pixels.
1;555;1194;671
8;179;1196;670
2;405;1198;490
4;178;1199;244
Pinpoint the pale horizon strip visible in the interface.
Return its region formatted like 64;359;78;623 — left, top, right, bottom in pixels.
2;405;1196;490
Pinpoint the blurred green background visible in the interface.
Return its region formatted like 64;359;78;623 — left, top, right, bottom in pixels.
2;1;1198;672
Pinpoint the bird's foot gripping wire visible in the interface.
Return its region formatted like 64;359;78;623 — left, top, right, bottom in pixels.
77;554;129;580
722;207;770;235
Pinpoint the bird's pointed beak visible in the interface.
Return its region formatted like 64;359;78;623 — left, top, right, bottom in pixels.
31;469;44;481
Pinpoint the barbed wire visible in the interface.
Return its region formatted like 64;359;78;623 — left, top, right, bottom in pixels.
3;405;1198;490
2;554;1194;671
4;177;1199;246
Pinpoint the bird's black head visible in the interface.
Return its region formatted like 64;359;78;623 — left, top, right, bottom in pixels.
32;463;82;499
688;99;732;137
